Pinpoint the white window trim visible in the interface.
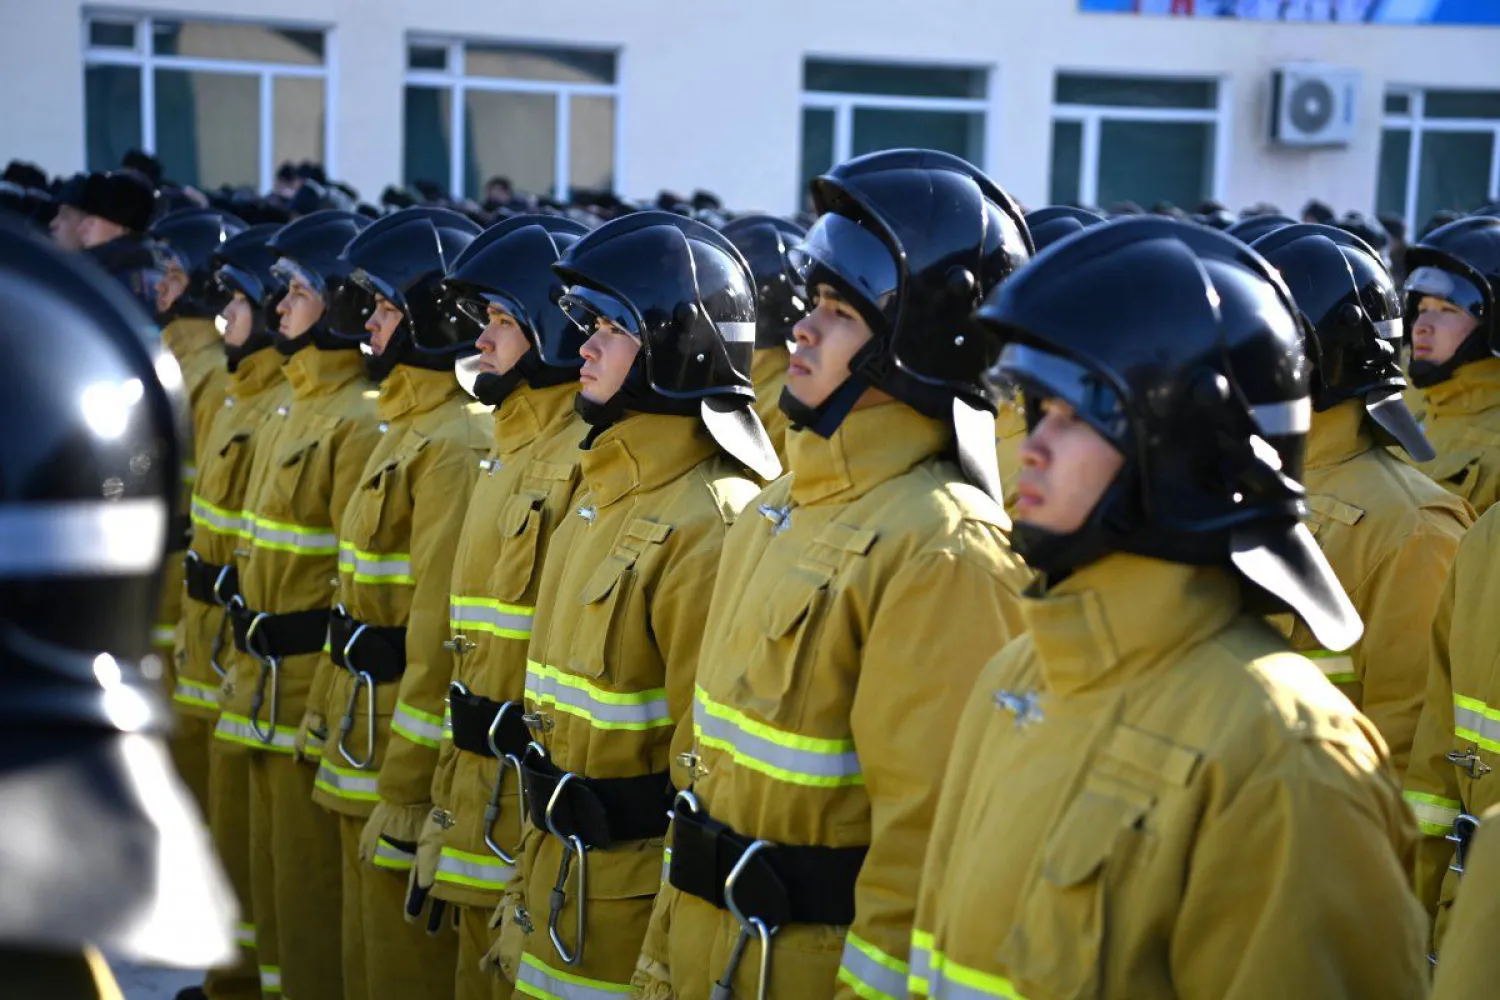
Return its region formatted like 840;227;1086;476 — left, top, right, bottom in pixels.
1381;86;1500;234
1051;73;1227;209
81;13;336;191
403;37;622;202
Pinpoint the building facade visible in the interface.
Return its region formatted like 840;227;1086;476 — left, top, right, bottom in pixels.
3;0;1499;230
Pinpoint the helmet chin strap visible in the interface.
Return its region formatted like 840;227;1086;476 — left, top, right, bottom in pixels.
777;374;868;439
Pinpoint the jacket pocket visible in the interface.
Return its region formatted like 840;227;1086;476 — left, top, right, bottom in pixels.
744;564;835;730
489;493;546;603
197;431;255;510
568;552;640;682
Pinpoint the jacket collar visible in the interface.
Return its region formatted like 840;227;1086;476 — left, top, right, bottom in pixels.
787;401;950;506
161;316;221;361
377;364;463;422
494;382;578;455
283;345;366;400
1305;399;1374;470
1422;356;1500;419
1026;553;1242;697
225;345;284;400
581;412;718;510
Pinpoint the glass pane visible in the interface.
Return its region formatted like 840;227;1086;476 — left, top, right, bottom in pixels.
1050;120;1083;206
1423;90;1500;120
85;65;142;173
403;86;453;195
1384;92;1411;116
1097;120;1213;211
408;44;447;70
800;108;835;210
464;44;614;84
463;90;557;200
851;108;985;166
154;69;260;190
88;20;136;49
803;59;985;99
273;77;325;175
1417;131;1495;230
569;95;615;194
1376;128;1411;221
1056;74;1216;110
152;21;324;65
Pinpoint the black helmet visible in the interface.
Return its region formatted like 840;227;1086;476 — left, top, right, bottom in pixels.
553;210;781;480
333;207;481;381
0;218;235;965
1025;206;1106;253
1402;215;1500;387
719;214;809;349
979;216;1361;653
1253;223;1433;461
1226;214;1297;245
212;223;286;371
147;207;248;320
443;214;589;406
266;209;373;353
790;148;1033;502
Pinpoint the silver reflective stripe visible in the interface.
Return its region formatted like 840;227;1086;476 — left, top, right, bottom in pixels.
450;597;535;639
1306;651;1356;682
0;498;167;578
339;542;414;582
1405;791;1461;835
693;688;863;787
838;934;908;1000
315;761;380;801
190;495;245;536
373;839;415;871
516;953;633;999
1249;397;1311;436
234;922;256;948
174;677;220;708
151;624;176;647
248;516;338;554
524;661;672;731
214;712;298;753
436;847;516;890
392;702;445;749
260;966;282;992
1374;317;1404;341
908;936;1025;999
718;321;756;344
1454;695;1500;750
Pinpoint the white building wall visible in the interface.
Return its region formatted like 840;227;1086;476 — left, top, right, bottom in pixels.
3;0;1498;216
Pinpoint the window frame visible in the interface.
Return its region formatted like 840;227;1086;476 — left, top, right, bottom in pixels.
1381;86;1500;234
1051;70;1229;209
81;12;336;191
403;36;623;201
798;54;998;204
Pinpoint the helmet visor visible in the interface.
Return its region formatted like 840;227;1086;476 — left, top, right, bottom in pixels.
213;262;265;305
271;257;327;300
559;285;641;339
1405;266;1487;319
789;212;899;319
996;342;1129;447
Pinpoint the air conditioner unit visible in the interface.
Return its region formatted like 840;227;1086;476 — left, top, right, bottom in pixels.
1270;65;1359;147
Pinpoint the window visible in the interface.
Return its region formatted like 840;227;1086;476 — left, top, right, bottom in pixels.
1378;88;1500;235
799;59;989;207
1051;73;1223;211
83;16;330;192
403;40;619;202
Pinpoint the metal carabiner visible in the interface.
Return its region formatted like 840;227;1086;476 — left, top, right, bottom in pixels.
208;606;232;679
212;563;236;606
243;613;282;744
544;772;588;966
715;840;777;1000
337;671;378;770
482;702;526;865
342;622;369;673
669;789;701;822
1449;812;1482;875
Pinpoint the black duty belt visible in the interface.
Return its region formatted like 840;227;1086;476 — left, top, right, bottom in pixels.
519;748;672;849
183;553;238;606
166;513;193;554
450;690;530;759
231;603;330;660
328;606;407;683
669;800;867;927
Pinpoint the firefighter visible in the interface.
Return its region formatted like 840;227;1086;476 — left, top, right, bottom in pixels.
221;209;381;1000
494;211;778;999
720;214;810;468
309;207;488;1000
1430;803;1500;998
1251;223;1472;777
0;216;236;997
400;215;590;1000
634;150;1033;1000
1400;215;1500;514
907;216;1427;999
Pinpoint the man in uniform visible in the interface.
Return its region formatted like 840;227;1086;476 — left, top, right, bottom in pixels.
309;207;487;1000
1399;216;1500;513
720;214;809;468
222;210;381;1000
907;217;1427;999
180;224;294;1000
1252;223;1472;777
635;150;1033;1000
0;216;236;998
61;170;161;314
400;215;590;999
496;212;778;1000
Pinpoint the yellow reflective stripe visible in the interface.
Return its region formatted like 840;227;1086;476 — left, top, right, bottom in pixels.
214;712;299;754
908;931;1027;1000
1405;790;1463;837
151;623;176;648
314;759;380;801
182;464;198;483
524;660;672;731
449;594;535;640
173;677;220;710
190;493;247;537
234;921;256;948
1304;649;1357;685
436;845;516;890
372;839;414;872
245;512;339;555
661;845;671;884
260;965;282;993
838;932;909;1000
515;953;632;1000
693;685;863;789
1454;693;1500;753
338;540;414;584
392;700;444;749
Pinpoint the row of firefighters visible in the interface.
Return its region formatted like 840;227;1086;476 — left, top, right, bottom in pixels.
133;149;1500;1000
